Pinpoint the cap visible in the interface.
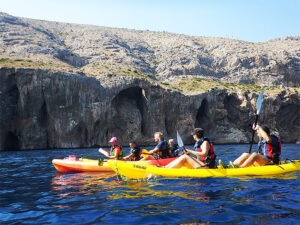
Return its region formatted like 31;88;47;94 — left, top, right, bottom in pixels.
109;137;118;143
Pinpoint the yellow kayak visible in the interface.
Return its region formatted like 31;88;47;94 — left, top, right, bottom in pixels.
107;159;300;179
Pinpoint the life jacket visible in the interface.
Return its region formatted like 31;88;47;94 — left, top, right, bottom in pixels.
157;140;171;159
110;145;123;160
258;135;281;164
170;144;180;157
195;137;217;166
129;147;141;161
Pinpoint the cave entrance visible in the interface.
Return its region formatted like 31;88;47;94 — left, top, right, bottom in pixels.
195;98;210;128
111;87;148;142
194;98;212;141
3;132;20;150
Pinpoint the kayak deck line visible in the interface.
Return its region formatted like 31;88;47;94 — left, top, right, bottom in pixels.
107;159;300;179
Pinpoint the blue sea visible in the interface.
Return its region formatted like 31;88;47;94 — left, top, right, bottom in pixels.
1;144;299;225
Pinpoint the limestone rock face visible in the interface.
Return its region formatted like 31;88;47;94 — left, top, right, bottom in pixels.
1;13;300;150
1;67;299;150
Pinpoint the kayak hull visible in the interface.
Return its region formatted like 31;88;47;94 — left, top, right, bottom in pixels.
52;157;177;173
107;160;300;179
52;158;112;173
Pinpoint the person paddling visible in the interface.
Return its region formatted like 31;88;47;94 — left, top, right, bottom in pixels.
168;139;180;157
98;137;123;159
123;141;141;161
229;124;281;168
141;132;170;160
165;128;216;168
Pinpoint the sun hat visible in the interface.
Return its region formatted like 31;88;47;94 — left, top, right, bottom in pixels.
109;137;118;143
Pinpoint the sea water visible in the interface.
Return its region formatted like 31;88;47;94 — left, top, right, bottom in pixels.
0;144;299;224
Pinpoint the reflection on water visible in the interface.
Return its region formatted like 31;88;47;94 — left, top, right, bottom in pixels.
51;172;116;194
51;173;212;203
108;180;211;203
1;145;299;225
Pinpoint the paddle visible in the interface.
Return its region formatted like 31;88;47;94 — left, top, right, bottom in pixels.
98;148;109;157
140;149;150;158
249;90;264;153
177;130;187;153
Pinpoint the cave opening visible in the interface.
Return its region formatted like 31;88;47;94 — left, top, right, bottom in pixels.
195;98;210;129
111;87;148;142
223;94;241;123
3;132;20;150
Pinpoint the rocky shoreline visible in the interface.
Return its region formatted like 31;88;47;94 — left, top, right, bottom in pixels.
0;12;299;150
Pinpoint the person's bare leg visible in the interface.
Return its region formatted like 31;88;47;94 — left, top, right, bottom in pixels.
240;153;269;167
252;155;271;166
183;155;206;168
233;153;250;166
165;155;188;168
165;155;205;168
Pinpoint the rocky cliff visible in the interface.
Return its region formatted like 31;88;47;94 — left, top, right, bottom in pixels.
0;13;299;150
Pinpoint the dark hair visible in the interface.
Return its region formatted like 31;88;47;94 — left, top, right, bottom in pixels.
191;128;204;138
260;125;270;135
129;141;136;145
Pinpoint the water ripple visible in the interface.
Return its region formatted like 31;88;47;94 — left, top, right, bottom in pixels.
0;145;299;224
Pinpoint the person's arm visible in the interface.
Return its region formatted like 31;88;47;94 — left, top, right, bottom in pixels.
185;141;209;157
148;147;160;154
123;153;134;160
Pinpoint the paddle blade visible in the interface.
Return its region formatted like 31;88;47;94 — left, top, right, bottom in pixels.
256;90;264;114
98;148;109;157
177;131;184;148
141;149;149;158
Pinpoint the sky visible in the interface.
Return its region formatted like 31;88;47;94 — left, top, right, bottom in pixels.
0;0;299;42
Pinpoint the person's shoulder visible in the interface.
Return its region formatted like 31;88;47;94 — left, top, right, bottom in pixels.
203;136;210;141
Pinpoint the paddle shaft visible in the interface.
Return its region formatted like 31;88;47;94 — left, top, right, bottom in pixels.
249;114;259;153
248;90;264;153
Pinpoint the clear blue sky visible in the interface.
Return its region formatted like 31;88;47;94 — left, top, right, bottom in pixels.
0;0;299;42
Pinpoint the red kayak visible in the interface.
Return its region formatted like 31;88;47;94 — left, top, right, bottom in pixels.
52;155;176;173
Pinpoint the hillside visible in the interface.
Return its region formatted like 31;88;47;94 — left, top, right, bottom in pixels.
1;12;299;88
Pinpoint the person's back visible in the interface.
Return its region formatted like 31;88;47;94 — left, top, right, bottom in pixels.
258;134;281;164
194;136;216;168
270;135;281;164
146;132;171;159
157;139;170;158
130;146;141;161
168;139;180;157
123;141;141;161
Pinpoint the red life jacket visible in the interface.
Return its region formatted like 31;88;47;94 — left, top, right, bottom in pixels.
197;138;216;162
266;135;281;164
110;145;123;160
